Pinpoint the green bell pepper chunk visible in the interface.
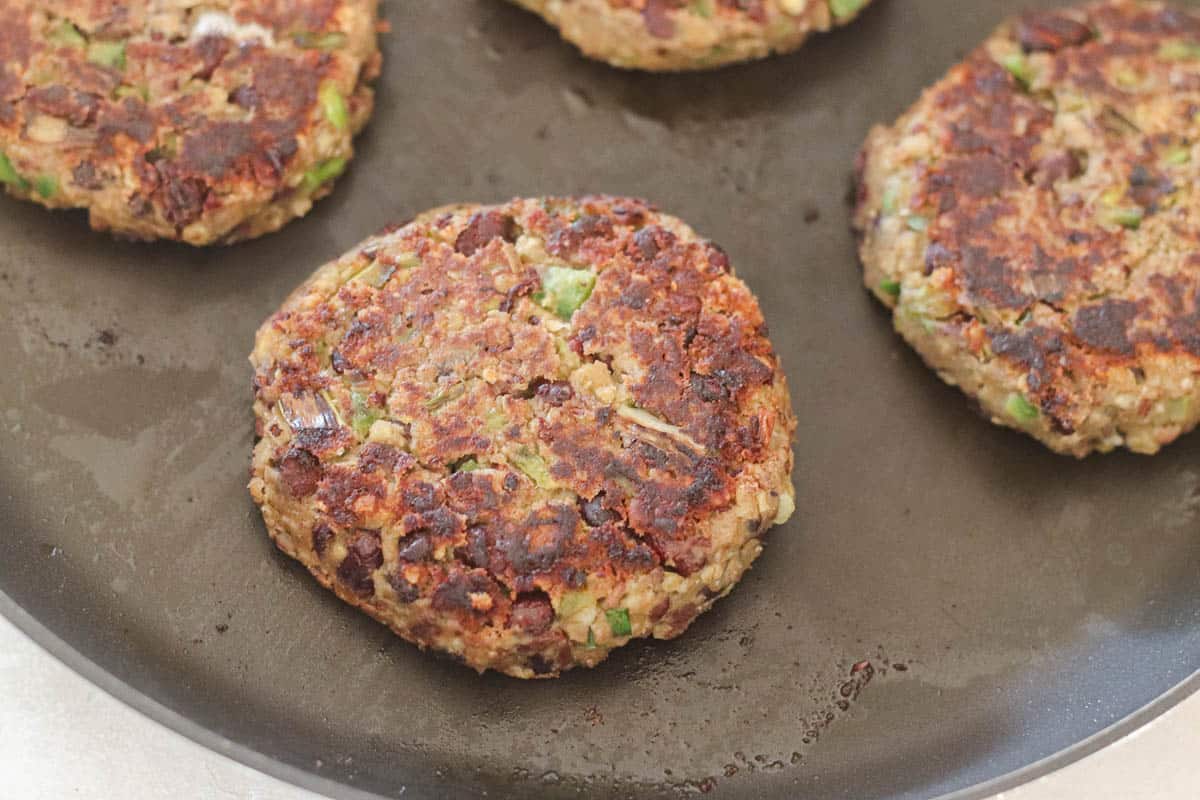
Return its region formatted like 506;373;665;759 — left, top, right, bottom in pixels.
295;31;348;50
1000;53;1033;89
1165;146;1191;165
319;82;349;132
34;175;58;199
88;40;126;70
557;590;592;619
1104;206;1144;230
538;266;596;320
1159;41;1200;61
51;21;87;48
114;85;149;102
0;152;28;190
302;157;347;193
511;447;554;489
1006;393;1039;424
829;0;869;19
605;608;632;637
350;391;383;439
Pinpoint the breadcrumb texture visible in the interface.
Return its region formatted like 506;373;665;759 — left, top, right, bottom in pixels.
509;0;874;71
0;0;380;244
249;196;797;677
855;0;1200;457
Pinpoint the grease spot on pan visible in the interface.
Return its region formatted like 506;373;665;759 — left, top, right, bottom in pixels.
34;366;218;440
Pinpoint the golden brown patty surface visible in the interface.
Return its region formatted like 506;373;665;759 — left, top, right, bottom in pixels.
249;196;796;677
510;0;874;71
0;0;380;244
855;0;1200;457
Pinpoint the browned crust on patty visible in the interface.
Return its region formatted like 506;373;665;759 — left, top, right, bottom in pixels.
0;0;379;244
854;1;1200;456
249;196;796;677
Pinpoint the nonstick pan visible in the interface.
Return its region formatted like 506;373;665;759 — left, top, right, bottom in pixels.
2;1;1199;798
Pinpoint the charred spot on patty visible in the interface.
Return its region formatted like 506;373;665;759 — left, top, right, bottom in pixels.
1017;10;1095;53
337;529;383;596
455;211;519;256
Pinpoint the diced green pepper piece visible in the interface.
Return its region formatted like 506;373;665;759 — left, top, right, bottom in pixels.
1165;146;1191;165
484;407;508;433
395;252;421;270
906;215;929;232
557;590;592;619
425;382;465;412
878;279;901;299
34;175;57;199
350;259;394;288
1105;206;1144;230
690;0;714;18
1006;393;1039;424
1000;53;1034;88
88;40;126;70
319;82;349;131
350;391;383;439
1159;41;1200;61
50;20;87;48
301;157;347;192
1168;397;1191;423
0;152;28;190
294;31;348;50
538;266;596;320
880;183;900;215
605;608;632;637
829;0;868;19
114;84;149;102
454;457;481;473
145;133;179;164
1114;67;1141;88
511;446;554;489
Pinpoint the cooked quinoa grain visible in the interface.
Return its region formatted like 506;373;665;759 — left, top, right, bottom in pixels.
249;196;797;678
508;0;875;71
855;1;1200;457
0;0;380;245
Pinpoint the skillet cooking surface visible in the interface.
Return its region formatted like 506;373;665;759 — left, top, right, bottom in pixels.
1;1;1199;798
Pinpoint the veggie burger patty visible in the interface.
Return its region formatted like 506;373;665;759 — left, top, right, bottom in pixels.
249;196;796;677
0;0;380;245
509;0;875;72
855;0;1200;457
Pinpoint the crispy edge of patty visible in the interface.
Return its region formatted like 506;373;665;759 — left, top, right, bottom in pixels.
250;404;793;678
509;0;871;71
853;1;1200;457
248;197;797;677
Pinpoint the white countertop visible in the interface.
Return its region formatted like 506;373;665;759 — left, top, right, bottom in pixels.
1;614;1195;800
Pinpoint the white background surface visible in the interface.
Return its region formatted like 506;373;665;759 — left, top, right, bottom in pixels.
1;614;1196;800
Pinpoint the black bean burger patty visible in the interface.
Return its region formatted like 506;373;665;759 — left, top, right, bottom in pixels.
0;0;380;244
249;196;797;677
508;0;875;72
855;0;1200;457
